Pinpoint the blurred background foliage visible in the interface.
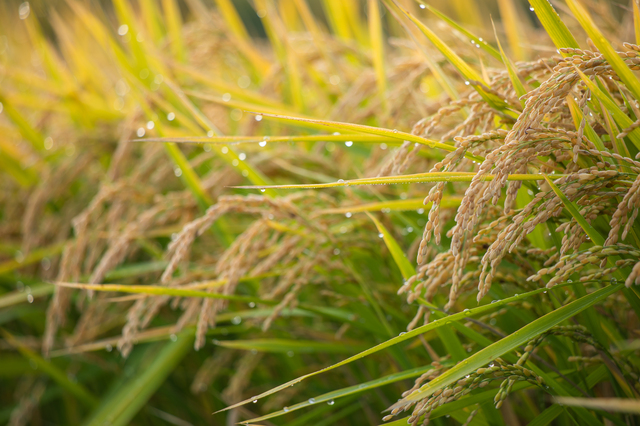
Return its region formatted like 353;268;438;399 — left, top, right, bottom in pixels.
1;0;640;426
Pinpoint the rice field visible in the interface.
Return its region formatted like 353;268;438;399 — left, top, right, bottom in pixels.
1;0;640;425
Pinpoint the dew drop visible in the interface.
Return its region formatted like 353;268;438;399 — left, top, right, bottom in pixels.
174;167;182;177
27;294;34;303
222;93;231;102
255;115;263;122
419;4;425;9
308;398;316;404
136;127;145;137
399;332;406;336
345;141;353;147
283;407;289;412
249;302;256;308
345;212;352;218
253;399;258;404
105;344;113;352
231;316;242;325
465;81;470;85
337;179;345;183
378;233;384;238
260;189;266;193
259;141;267;147
167;112;175;121
529;7;534;11
170;334;178;342
327;399;335;405
611;278;617;284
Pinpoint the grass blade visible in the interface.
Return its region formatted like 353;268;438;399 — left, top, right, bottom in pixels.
492;20;527;102
82;332;192;426
421;3;501;61
2;329;98;408
392;283;623;408
394;2;509;110
0;241;66;276
316;197;461;215
366;212;414;279
573;68;640;151
232;172;567;190
528;0;579;51
541;175;603;245
553;397;640;414
248;365;435;422
213;338;365;354
134;134;402;146
217;283;574;413
566;0;640;101
54;282;275;305
242;112;484;162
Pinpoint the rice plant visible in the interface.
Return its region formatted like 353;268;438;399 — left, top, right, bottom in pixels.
1;0;640;425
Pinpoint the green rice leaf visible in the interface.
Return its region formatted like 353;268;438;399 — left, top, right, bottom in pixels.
392;282;623;408
566;0;640;101
232;172;567;190
420;3;501;61
0;283;55;309
247;365;435;423
217;283;575;413
240;112;484;162
394;2;510;110
573;67;640;151
213;338;365;354
134;134;401;146
553;397;640;415
54;282;274;305
0;241;66;276
366;213;414;279
82;333;192;426
527;405;564;426
492;20;527;102
528;0;579;51
2;329;98;408
541;175;603;245
317;197;461;215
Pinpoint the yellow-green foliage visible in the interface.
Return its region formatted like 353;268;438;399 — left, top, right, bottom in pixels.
1;0;640;425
